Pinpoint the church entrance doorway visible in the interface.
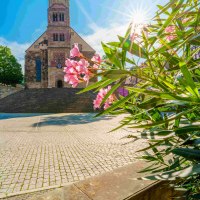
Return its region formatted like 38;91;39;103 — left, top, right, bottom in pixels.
57;80;63;88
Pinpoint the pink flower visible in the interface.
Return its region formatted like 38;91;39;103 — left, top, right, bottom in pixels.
64;59;78;71
165;26;175;33
104;102;110;110
91;54;102;69
166;35;177;42
93;98;102;109
165;26;176;41
130;33;139;42
64;74;79;88
76;59;90;84
70;43;81;58
93;86;115;110
182;18;190;24
64;58;91;87
92;54;102;64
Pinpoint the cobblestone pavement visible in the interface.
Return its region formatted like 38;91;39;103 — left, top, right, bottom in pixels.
0;113;145;198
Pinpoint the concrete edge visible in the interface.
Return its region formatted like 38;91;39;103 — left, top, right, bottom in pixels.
0;183;73;199
124;181;161;200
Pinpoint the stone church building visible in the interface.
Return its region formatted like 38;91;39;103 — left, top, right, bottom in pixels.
25;0;95;89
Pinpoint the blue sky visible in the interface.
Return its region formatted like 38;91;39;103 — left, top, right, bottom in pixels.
0;0;168;69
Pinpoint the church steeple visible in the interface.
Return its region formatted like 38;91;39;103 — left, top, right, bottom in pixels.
47;0;71;48
48;0;70;27
49;0;69;7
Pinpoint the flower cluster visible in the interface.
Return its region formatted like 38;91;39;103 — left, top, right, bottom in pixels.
70;43;82;58
91;54;102;69
64;43;102;88
165;25;177;41
93;86;115;110
64;43;115;110
64;59;90;88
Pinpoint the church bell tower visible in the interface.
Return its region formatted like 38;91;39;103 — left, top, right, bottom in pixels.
47;0;71;88
48;0;70;45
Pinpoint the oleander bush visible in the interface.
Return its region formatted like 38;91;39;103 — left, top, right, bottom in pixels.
64;0;200;198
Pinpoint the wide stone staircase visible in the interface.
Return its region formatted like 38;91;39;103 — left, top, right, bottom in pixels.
0;88;96;113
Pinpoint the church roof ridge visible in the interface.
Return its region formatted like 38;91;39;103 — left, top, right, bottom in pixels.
26;31;47;52
70;27;96;52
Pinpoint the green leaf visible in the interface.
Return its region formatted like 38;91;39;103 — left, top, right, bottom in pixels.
137;98;162;109
102;69;130;79
140;155;159;162
101;42;123;69
118;36;147;58
172;148;200;161
100;80;124;106
175;125;200;134
129;107;198;129
183;139;200;146
179;61;199;98
137;164;200;180
189;33;200;45
191;194;200;199
96;92;136;117
77;79;112;94
126;87;197;103
154;0;177;19
137;141;165;153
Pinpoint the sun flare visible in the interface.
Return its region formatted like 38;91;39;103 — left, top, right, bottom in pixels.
132;9;149;26
124;2;152;36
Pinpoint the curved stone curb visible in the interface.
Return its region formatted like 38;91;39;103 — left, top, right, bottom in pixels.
0;183;72;199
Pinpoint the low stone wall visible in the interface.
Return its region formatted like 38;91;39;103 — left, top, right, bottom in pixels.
0;88;96;113
0;84;24;99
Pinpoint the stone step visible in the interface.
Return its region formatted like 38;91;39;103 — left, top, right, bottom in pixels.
27;162;186;200
0;88;96;113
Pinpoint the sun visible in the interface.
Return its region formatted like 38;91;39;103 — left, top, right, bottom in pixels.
131;9;149;26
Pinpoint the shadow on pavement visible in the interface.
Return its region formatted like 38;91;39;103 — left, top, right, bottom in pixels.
0;113;48;120
31;113;113;127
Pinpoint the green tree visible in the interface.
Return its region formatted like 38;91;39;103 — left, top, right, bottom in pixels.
0;45;23;86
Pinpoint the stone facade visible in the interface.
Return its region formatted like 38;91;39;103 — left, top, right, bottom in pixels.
25;0;95;89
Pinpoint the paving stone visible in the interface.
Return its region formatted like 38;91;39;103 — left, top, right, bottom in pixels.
0;113;146;197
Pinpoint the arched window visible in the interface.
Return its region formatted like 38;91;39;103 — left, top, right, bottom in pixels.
53;33;58;41
35;58;41;82
60;34;65;41
59;13;65;21
53;13;58;22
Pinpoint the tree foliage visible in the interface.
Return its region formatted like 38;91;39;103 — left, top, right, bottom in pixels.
0;46;23;85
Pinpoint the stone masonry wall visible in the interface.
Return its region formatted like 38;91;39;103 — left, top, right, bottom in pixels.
0;88;96;113
0;84;24;99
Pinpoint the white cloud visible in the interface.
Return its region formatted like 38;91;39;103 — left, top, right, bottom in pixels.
0;37;31;73
81;22;129;54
